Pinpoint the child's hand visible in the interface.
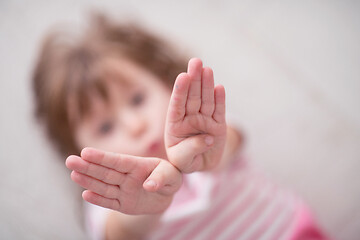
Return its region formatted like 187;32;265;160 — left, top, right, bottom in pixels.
65;147;182;215
165;58;227;173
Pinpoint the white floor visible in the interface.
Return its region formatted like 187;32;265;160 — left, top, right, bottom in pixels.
0;1;359;239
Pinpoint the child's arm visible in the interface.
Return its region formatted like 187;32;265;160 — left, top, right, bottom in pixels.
104;212;163;240
165;58;228;173
66;147;182;238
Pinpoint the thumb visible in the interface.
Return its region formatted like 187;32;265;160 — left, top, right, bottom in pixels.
143;160;183;196
167;134;214;173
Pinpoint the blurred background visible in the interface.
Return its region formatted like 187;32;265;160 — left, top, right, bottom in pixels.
0;0;359;239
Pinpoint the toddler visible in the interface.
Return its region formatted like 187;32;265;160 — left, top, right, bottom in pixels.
32;14;328;240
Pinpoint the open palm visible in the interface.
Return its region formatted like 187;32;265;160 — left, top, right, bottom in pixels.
66;147;182;215
165;58;227;173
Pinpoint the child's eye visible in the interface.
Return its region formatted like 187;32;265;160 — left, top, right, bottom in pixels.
98;121;113;135
131;92;145;106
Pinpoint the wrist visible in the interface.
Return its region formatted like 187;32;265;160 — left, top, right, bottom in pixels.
105;211;163;240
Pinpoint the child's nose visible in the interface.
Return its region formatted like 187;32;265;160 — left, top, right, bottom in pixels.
121;111;147;137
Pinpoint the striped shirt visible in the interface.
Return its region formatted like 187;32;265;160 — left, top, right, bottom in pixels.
84;155;328;240
148;156;327;240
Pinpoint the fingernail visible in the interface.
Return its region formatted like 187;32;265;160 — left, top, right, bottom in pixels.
205;136;214;146
145;180;157;188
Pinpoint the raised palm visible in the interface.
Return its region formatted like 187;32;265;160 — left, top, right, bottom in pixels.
165;58;227;173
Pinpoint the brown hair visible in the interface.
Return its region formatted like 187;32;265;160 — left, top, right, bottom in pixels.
32;13;188;158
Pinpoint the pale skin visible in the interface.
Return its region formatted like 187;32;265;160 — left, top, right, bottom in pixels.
66;58;233;239
165;58;227;173
66;148;182;214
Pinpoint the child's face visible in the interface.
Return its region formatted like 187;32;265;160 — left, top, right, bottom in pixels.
72;58;171;159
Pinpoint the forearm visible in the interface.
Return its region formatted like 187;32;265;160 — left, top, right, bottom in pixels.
214;125;244;171
105;211;163;240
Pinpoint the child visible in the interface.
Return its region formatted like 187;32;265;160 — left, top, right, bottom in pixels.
32;14;328;240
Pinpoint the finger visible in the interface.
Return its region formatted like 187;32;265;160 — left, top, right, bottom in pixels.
81;147;137;173
200;67;215;116
71;171;120;199
66;155;126;185
167;134;214;173
167;73;191;123
143;160;183;195
186;58;203;115
213;84;226;123
82;190;121;211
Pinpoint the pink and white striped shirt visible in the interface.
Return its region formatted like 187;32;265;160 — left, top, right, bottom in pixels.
84;154;328;240
147;156;328;240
